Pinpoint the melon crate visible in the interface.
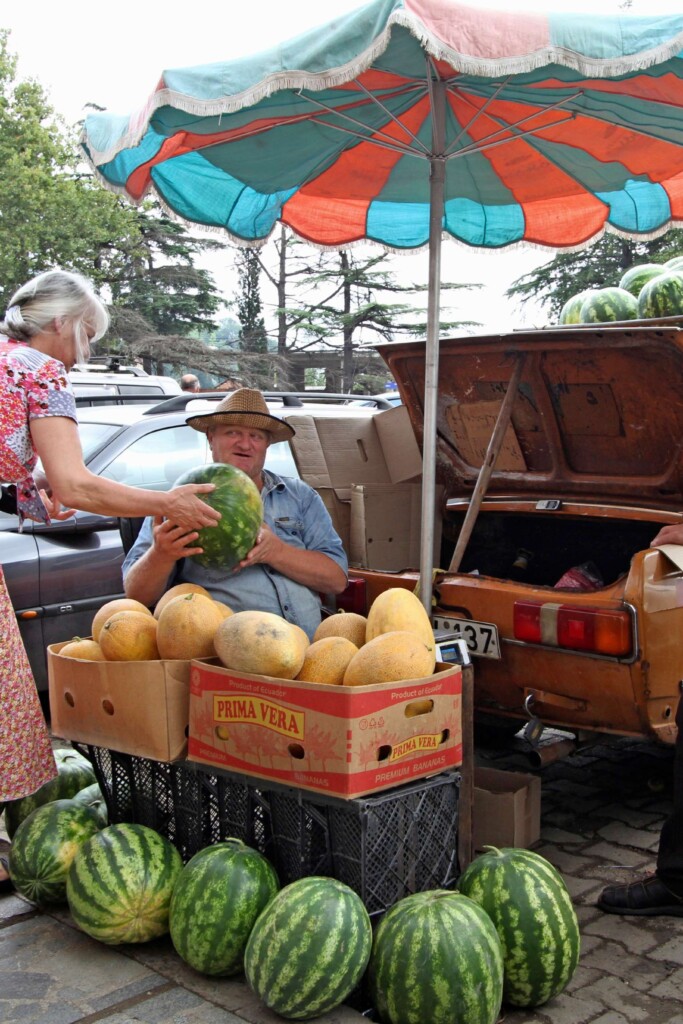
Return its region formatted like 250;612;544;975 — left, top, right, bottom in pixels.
75;745;461;919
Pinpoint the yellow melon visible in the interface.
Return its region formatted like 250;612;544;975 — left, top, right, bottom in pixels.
313;611;367;648
343;630;436;686
296;636;359;685
366;588;435;651
58;638;106;661
213;611;309;679
213;600;234;620
156;593;224;660
99;611;160;661
153;583;212;619
92;598;152;643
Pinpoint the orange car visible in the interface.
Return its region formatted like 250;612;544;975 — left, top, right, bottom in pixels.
346;323;683;746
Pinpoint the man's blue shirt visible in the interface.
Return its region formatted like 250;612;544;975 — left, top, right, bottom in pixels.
121;470;348;640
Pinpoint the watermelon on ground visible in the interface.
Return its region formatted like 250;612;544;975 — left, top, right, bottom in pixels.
638;271;683;318
69;782;108;828
170;839;279;976
244;876;372;1020
579;287;639;323
458;846;580;1008
66;823;182;944
173;463;263;571
558;289;596;325
9;799;102;905
4;747;96;839
368;889;504;1024
618;263;665;298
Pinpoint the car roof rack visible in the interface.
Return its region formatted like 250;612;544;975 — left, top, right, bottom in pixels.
142;391;394;415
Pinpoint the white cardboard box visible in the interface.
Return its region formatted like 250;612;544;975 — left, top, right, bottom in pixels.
349;482;443;570
473;766;541;850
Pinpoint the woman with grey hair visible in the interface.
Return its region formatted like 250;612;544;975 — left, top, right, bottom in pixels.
0;269;220;890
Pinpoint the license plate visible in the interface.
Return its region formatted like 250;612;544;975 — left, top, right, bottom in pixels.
433;615;501;660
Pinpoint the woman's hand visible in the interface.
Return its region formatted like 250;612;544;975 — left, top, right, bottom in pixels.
39;489;77;522
164;484;220;531
651;523;683;547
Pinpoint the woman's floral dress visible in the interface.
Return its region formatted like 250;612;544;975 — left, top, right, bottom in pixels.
0;345;77;801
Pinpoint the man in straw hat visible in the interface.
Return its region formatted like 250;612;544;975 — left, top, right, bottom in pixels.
122;388;348;639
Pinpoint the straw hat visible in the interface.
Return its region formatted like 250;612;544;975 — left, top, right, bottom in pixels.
186;388;295;443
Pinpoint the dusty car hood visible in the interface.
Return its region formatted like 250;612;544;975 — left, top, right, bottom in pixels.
376;324;683;509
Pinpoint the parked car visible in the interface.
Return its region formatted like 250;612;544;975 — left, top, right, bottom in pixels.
69;359;181;399
346;323;683;747
3;392;382;691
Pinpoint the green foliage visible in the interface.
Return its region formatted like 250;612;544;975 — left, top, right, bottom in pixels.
506;232;683;322
0;30;141;309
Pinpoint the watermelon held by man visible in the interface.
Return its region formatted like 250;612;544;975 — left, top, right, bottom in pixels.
638;271;683;319
579;287;639;324
173;463;263;571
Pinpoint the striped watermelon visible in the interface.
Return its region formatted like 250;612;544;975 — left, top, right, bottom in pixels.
5;747;96;838
638;271;683;318
173;463;263;571
458;847;580;1008
618;263;665;298
66;823;182;944
69;782;108;828
368;890;503;1024
244;876;372;1020
665;256;683;271
579;287;639;323
170;839;279;976
558;289;596;325
9;799;102;905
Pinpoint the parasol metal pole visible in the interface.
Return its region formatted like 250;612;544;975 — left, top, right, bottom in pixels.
418;75;447;617
448;354;526;573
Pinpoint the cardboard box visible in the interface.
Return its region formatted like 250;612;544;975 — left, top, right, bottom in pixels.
188;661;462;799
472;766;541;850
349;482;444;570
48;642;191;762
288;405;422;502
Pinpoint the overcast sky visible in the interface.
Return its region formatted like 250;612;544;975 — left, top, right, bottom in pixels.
3;0;681;333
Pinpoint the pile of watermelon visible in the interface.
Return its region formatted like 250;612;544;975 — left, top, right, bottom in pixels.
3;753;581;1021
559;255;683;325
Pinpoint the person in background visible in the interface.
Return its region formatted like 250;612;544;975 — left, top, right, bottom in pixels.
122;387;348;641
0;269;220;892
598;520;683;916
180;374;200;393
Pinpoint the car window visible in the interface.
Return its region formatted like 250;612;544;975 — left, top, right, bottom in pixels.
78;422;124;461
265;440;298;477
99;425;212;490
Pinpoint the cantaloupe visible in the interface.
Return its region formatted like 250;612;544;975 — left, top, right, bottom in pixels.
213;600;234;620
156;593;224;660
213;611;309;679
153;583;212;619
92;598;152;643
366;588;435;651
343;630;435;686
296;636;359;685
99;611;160;661
58;638;106;661
313;611;367;648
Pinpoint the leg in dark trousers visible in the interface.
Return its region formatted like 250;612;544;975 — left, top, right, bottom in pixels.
598;694;683;915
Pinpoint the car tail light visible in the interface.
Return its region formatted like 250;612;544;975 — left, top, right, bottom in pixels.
333;577;367;616
513;601;632;656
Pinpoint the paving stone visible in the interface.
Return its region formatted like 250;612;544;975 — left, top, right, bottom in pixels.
597;821;661;850
582;914;666;955
650;966;683;1003
581;841;655;867
648;936;683;967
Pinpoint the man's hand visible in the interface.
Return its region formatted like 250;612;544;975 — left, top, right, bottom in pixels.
236;522;281;569
152;516;204;559
651;523;683;547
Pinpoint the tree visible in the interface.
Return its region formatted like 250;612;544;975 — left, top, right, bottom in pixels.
234;248;270;384
0;31;141;309
256;227;481;391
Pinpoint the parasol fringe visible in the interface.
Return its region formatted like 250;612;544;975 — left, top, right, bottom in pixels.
81;6;683;167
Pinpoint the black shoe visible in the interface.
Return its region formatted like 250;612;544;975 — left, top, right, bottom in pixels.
598;874;683;917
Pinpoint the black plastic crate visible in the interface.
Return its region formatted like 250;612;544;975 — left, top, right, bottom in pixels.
265;771;461;917
76;745;275;863
78;745;460;919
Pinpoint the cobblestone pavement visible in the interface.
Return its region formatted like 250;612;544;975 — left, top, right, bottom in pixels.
1;732;681;1024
